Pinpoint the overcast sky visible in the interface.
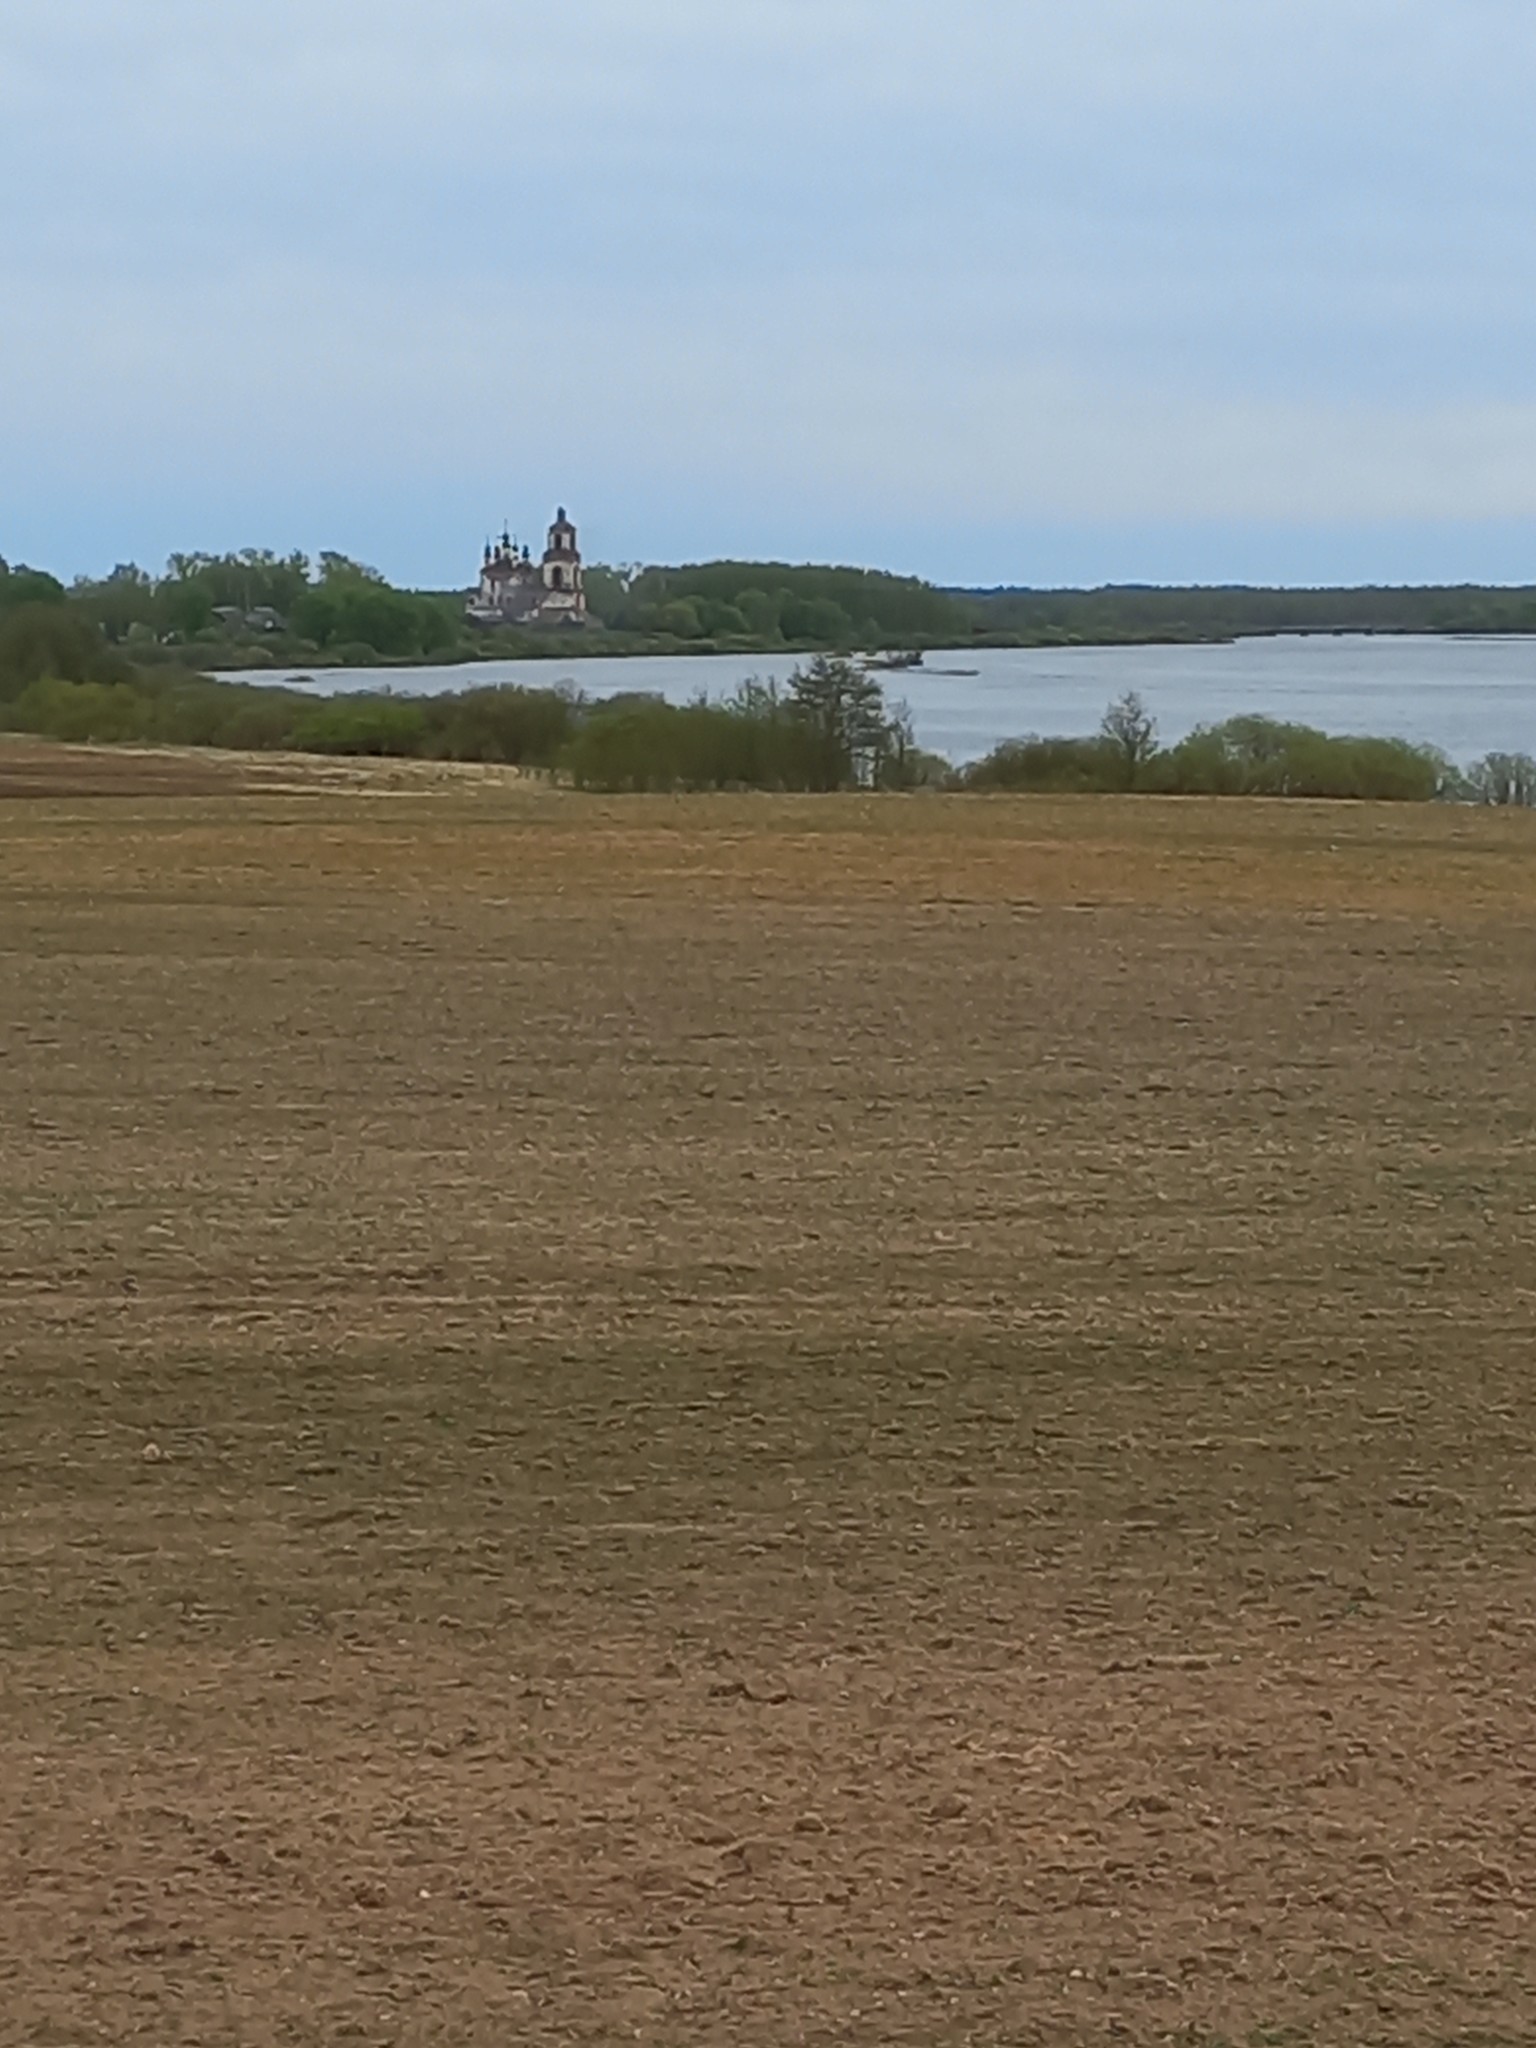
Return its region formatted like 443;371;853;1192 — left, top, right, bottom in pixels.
5;0;1536;587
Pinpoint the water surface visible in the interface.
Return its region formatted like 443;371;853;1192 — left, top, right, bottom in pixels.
228;634;1536;766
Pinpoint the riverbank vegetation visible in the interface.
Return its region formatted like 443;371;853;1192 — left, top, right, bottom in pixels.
964;693;1439;801
0;636;943;792
11;548;1536;675
4;561;1533;804
3;612;1533;807
961;691;1536;805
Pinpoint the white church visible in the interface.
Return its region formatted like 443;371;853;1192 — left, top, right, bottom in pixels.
466;507;588;629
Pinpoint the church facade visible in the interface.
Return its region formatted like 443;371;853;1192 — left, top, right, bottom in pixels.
466;508;588;629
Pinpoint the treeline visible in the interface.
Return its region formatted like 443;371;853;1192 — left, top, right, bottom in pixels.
0;635;944;792
961;582;1536;643
0;597;572;757
8;551;464;666
585;561;970;647
961;692;1536;805
562;669;941;791
3;548;976;670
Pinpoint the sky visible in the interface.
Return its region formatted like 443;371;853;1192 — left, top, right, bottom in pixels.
4;0;1536;589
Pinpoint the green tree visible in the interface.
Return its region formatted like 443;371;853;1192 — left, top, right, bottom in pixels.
649;598;705;639
0;603;128;703
703;601;751;638
582;564;636;626
734;588;781;639
161;577;215;639
317;551;385;585
786;654;894;789
1100;690;1158;788
0;563;67;613
288;578;441;658
289;694;429;755
72;563;158;642
8;676;145;742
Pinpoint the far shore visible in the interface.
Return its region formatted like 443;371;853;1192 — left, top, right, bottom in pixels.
181;619;1536;676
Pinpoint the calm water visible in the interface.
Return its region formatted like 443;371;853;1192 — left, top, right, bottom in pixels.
229;634;1536;766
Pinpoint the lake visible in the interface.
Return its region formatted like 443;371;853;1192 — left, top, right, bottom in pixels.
227;634;1536;767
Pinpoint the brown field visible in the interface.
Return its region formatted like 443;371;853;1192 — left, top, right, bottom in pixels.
3;741;1536;2046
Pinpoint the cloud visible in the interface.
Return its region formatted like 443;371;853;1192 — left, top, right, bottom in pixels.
4;0;1536;579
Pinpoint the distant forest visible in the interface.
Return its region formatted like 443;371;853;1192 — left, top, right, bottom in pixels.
591;563;1536;647
584;560;964;646
960;581;1536;643
3;549;1535;677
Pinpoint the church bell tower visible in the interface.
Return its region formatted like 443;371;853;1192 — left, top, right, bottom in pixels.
540;507;585;614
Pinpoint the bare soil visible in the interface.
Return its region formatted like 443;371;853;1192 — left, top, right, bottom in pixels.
0;738;254;800
3;749;1536;2044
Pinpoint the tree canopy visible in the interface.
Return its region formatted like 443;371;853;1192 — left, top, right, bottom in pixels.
587;561;970;646
0;561;68;613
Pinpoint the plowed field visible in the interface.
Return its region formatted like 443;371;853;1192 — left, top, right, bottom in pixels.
3;747;1535;2045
